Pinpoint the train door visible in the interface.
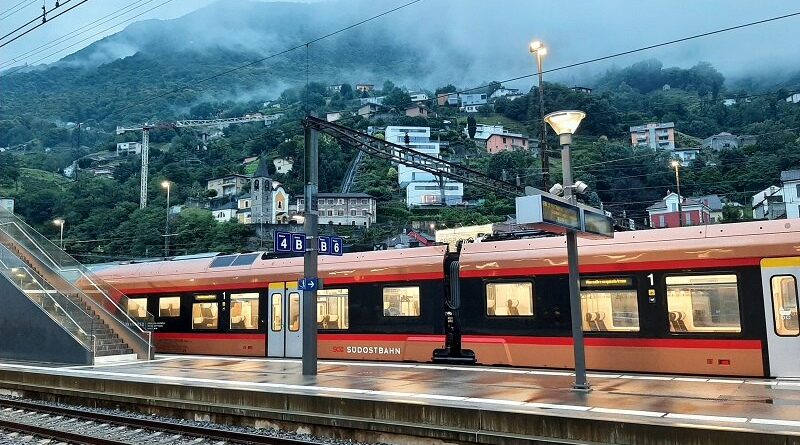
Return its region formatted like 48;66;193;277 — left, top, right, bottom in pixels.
761;258;800;377
267;282;303;358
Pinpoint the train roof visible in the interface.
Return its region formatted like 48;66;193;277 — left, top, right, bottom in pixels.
95;245;447;294
459;219;800;277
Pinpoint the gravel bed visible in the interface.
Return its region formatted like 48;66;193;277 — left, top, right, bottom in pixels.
0;394;387;445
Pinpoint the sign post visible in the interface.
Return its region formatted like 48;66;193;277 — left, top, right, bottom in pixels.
302;125;319;376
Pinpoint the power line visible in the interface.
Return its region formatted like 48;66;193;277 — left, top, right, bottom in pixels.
0;0;36;21
0;0;90;49
0;0;157;69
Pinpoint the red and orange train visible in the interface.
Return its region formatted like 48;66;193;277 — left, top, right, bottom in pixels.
95;220;800;377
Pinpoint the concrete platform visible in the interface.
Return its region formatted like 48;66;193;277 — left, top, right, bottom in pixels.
0;356;799;444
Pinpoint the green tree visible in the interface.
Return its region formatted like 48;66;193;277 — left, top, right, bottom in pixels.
467;115;477;139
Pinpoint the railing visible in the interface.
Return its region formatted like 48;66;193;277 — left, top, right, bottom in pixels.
0;246;94;352
0;206;152;359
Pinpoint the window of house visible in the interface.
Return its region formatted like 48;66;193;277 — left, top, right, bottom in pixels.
796;184;800;198
327;209;334;217
502;137;507;143
327;199;334;205
362;209;368;216
580;279;639;332
192;295;219;330
350;199;357;205
771;275;799;336
338;210;344;216
361;199;368;205
686;212;692;225
658;215;665;227
383;286;420;317
486;282;533;316
666;274;741;333
317;289;349;329
338;199;344;205
350;209;357;216
158;297;180;317
230;292;259;330
127;298;148;320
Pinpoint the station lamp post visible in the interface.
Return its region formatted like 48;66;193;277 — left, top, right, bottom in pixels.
544;110;591;391
161;180;171;257
670;160;683;227
529;40;549;188
52;219;65;250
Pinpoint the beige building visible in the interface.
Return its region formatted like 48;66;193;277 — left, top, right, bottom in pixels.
630;122;675;150
296;193;376;228
207;174;248;197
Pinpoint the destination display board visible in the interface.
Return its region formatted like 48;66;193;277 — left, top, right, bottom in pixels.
515;194;614;238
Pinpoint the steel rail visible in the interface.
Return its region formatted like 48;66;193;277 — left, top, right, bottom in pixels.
0;398;319;444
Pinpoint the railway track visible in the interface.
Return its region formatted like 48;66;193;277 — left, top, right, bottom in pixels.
0;398;320;444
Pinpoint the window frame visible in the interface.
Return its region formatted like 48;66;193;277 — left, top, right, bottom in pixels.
664;272;742;334
578;276;640;333
770;274;800;337
484;280;534;318
127;297;149;320
381;285;421;318
191;294;219;331
157;296;181;318
229;292;260;331
316;288;349;330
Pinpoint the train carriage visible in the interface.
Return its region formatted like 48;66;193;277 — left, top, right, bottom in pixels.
95;220;800;377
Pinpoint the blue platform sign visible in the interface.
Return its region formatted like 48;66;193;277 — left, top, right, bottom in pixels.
318;236;331;254
298;277;320;291
330;236;343;256
275;231;291;252
291;233;306;253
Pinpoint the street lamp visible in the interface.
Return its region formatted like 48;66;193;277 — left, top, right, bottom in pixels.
530;40;549;188
162;180;171;257
544;110;590;391
670;160;683;227
52;219;65;250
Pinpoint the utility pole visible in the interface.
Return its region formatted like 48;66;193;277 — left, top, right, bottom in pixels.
302;124;319;376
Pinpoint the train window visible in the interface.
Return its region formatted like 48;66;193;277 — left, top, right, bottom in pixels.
271;293;282;331
191;300;218;330
580;290;639;331
666;274;741;333
317;289;349;329
771;275;799;337
382;286;420;317
230;292;259;330
486;282;533;316
288;292;301;331
158;297;180;317
127;298;148;320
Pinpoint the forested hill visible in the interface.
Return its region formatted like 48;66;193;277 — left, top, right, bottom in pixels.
0;0;433;125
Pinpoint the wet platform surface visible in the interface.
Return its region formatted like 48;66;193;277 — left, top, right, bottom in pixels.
2;355;800;436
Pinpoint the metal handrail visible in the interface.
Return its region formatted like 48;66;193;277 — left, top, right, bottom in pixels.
0;210;153;358
0;265;93;350
0;219;154;333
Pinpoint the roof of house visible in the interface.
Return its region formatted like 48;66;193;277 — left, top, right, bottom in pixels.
781;170;800;182
212;201;238;211
693;194;723;211
316;193;374;199
646;193;706;211
487;132;526;140
238;193;251;200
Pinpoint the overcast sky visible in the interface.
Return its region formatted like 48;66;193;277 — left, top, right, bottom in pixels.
2;0;800;86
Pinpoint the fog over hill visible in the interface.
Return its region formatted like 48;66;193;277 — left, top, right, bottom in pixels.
2;0;800;123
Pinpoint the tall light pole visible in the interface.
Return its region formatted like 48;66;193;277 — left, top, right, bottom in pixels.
671;160;683;227
544;110;590;391
162;180;171;257
530;40;549;188
52;219;65;250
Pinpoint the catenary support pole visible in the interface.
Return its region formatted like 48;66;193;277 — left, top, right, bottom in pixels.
302;125;319;376
560;133;590;391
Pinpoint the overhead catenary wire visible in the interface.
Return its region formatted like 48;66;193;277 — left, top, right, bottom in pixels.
0;0;36;21
0;0;157;68
0;0;89;49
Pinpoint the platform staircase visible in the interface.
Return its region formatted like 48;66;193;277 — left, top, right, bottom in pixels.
0;206;153;364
